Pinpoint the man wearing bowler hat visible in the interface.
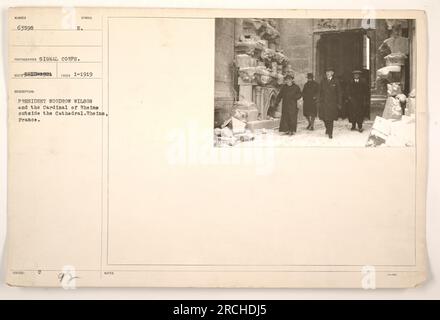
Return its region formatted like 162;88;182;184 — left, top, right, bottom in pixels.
318;67;342;139
347;70;369;132
302;72;320;130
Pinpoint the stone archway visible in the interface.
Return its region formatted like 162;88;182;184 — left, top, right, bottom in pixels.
254;86;280;119
265;89;281;118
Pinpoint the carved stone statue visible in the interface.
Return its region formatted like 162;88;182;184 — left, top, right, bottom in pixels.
379;24;409;66
377;23;409;91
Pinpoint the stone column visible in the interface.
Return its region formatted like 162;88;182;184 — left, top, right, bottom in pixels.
234;18;243;43
255;86;263;116
239;84;253;102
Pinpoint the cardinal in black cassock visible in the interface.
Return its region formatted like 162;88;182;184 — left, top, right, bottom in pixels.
274;74;302;135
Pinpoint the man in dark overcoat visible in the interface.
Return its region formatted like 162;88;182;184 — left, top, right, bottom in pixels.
318;67;342;139
275;74;302;135
347;70;369;132
302;72;320;130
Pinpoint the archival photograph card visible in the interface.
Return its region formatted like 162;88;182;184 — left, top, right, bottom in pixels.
6;8;427;288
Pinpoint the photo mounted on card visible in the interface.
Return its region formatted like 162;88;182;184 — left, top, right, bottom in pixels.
6;8;427;288
214;18;416;147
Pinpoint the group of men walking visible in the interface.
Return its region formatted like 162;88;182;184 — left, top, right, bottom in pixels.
274;67;369;139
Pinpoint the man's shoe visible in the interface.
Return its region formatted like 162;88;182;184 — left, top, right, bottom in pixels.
358;128;364;133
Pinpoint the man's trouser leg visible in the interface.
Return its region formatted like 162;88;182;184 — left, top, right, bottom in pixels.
328;120;334;136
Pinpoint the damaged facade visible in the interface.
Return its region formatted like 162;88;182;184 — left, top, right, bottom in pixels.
214;18;417;147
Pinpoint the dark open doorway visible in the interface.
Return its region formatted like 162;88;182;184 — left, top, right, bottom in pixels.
316;30;372;119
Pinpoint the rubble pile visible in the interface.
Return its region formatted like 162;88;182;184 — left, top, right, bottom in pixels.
214;99;260;147
382;82;407;119
214;117;256;147
366;115;415;147
367;82;416;147
368;22;415;148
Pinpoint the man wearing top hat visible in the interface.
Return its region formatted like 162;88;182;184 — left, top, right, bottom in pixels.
302;72;320;130
347;70;369;132
318;67;342;139
274;74;302;135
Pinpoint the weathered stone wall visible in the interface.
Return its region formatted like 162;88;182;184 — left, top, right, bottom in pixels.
215;18;235;112
373;19;390;95
278;19;314;89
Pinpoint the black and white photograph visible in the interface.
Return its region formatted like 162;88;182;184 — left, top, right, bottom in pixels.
214;18;416;147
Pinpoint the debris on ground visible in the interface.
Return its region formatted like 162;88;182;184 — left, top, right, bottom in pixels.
216;119;376;147
214;99;259;147
231;117;247;134
214;126;238;147
220;126;233;138
366;115;415;147
214;122;255;147
236;130;255;142
232;99;259;123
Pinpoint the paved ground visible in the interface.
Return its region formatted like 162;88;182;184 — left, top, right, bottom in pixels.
240;119;373;147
